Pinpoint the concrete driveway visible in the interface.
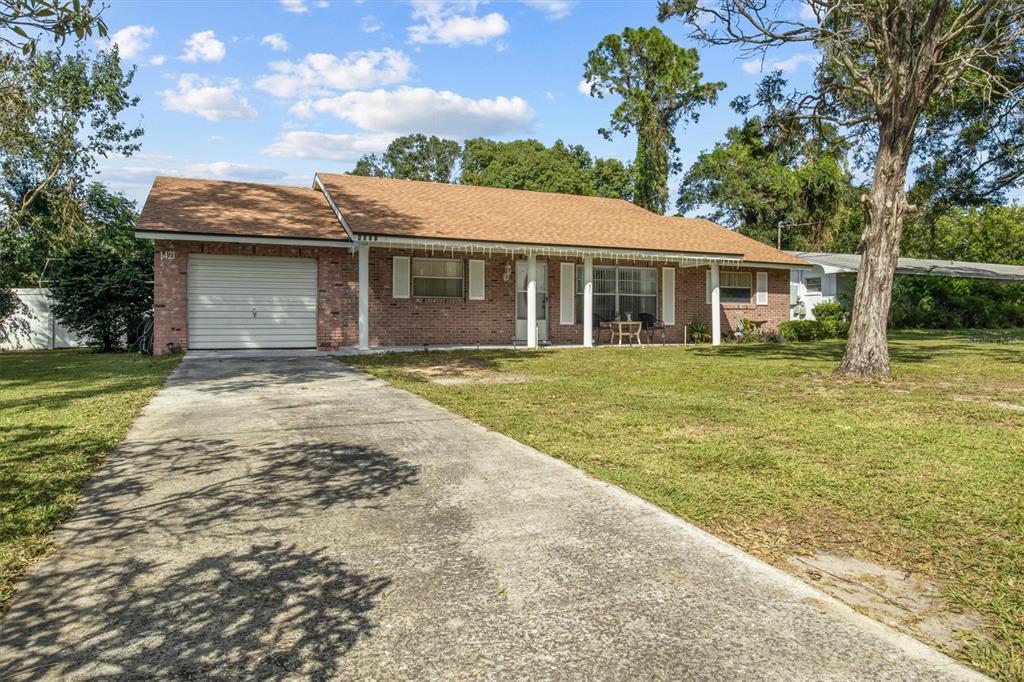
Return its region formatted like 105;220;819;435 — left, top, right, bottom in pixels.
0;354;982;680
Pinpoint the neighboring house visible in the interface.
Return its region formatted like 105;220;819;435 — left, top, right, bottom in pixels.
0;288;84;350
134;175;809;355
787;251;1024;320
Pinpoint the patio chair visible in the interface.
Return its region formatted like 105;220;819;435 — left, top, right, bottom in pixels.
637;312;666;344
593;313;612;345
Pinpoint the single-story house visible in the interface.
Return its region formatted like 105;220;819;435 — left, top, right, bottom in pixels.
787;251;1024;320
135;174;810;354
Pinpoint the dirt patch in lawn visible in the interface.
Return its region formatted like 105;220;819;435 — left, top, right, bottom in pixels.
789;552;990;654
953;395;1024;412
405;363;529;386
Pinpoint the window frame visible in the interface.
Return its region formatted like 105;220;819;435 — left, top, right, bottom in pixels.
805;276;822;295
576;265;658;322
411;257;465;299
719;271;753;305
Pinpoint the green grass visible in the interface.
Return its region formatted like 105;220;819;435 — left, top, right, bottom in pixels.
0;349;180;608
346;330;1024;680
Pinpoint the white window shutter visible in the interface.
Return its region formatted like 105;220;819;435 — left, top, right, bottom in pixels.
662;267;675;325
559;262;575;325
705;269;711;305
468;260;485;300
393;256;410;299
756;271;768;305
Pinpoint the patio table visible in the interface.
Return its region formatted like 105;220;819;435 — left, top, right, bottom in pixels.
610;320;643;346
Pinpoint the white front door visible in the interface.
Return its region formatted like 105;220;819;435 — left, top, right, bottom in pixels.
515;260;548;343
187;254;317;350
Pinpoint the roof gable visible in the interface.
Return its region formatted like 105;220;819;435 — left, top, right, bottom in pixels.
136;176;347;242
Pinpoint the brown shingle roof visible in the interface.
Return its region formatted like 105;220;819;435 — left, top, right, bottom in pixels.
316;173;806;266
136;176;348;242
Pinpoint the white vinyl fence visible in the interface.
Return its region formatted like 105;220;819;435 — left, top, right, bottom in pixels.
1;288;84;350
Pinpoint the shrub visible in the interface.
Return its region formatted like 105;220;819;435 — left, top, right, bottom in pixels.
688;319;710;343
812;301;846;321
890;275;1024;329
778;319;846;342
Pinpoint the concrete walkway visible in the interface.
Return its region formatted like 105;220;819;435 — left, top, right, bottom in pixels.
0;355;983;680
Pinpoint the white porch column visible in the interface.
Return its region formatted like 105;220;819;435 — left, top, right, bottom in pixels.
358;243;369;350
582;255;594;347
710;262;721;346
526;253;538;348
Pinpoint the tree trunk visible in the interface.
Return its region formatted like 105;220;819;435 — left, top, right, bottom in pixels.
838;123;916;377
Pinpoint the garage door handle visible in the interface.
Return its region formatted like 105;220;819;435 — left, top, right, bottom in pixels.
252;307;257;318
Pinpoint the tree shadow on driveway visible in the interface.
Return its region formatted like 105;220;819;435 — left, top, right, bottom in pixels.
0;542;390;680
0;436;420;679
57;436;421;547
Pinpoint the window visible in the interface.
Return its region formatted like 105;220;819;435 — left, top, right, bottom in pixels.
576;266;657;322
805;276;822;295
720;271;752;304
412;258;464;298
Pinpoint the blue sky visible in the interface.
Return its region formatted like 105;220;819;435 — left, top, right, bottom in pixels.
96;0;820;211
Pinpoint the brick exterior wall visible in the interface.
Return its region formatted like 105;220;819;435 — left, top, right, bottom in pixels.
367;249;516;346
152;240;356;355
151;240;793;353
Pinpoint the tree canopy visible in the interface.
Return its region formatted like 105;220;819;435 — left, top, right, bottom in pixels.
679;74;861;251
1;0;107;54
350;134;636;202
583;25;724;214
351;134;461;184
462;138;634;200
1;47;142;228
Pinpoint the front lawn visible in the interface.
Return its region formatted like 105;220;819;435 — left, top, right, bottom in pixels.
0;349;180;608
346;330;1024;680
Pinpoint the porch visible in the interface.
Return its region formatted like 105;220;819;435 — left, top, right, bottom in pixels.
354;239;789;351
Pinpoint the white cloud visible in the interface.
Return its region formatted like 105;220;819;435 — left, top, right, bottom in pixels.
361;15;382;33
261;33;289;52
408;1;509;46
300;86;534;137
520;0;574;19
209;135;224;141
149;54;166;65
188;161;287;180
263;131;394;161
577;78;603;96
255;49;413;98
106;25;156;59
181;30;226;62
799;3;818;21
161;75;257;122
99;165;181;184
281;0;308;12
741;52;818;74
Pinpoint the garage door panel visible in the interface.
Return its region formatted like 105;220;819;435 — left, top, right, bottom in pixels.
187;254;317;350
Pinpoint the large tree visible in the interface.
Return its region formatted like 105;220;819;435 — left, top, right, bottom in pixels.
661;0;1024;376
680;73;861;250
460;138;635;200
351;134;462;183
1;47;142;227
1;47;140;274
583;26;724;214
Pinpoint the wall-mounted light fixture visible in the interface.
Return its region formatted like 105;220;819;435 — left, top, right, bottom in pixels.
503;262;512;282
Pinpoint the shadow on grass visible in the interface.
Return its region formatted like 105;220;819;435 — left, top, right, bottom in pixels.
0;542;389;679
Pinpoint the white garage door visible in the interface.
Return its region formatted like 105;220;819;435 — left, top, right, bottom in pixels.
188;254;317;350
